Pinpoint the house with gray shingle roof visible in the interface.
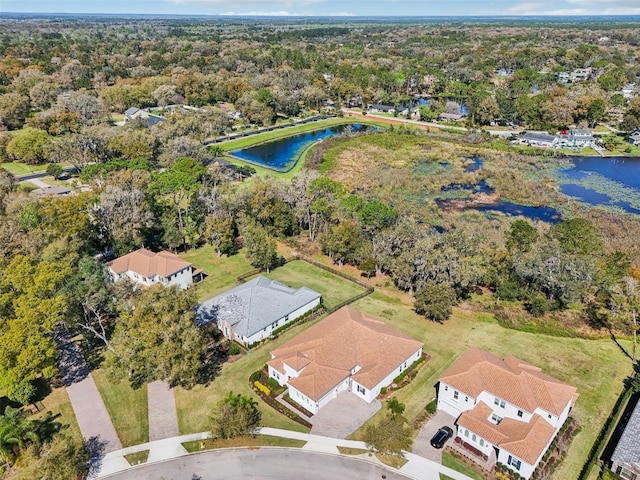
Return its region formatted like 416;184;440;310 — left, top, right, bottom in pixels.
196;276;321;346
611;398;640;480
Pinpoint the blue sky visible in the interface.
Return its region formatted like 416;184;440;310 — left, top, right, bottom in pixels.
2;0;640;16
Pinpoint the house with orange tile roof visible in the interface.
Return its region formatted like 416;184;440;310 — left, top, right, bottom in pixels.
267;306;423;414
437;348;578;479
108;248;198;290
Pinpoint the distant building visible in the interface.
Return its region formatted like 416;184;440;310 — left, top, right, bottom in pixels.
30;185;71;198
610;397;640;480
557;129;595;147
521;132;558;147
108;248;197;290
368;104;396;114
439;112;464;122
123;107;164;127
197;276;321;346
623;84;637;99
629;129;640;146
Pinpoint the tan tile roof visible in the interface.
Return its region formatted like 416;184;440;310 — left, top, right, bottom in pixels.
440;348;577;416
269;306;423;402
458;401;557;465
108;248;192;279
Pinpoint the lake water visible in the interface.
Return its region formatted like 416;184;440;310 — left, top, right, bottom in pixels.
232;123;373;171
557;156;640;214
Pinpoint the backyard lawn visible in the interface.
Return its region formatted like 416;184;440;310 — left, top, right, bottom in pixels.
179;246;254;302
348;288;633;480
251;259;369;310
0;161;51;176
92;368;149;447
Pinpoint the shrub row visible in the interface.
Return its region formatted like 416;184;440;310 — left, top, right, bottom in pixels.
254;380;271;397
250;379;312;429
392;354;427;386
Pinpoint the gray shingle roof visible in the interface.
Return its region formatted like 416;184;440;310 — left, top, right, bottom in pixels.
196;276;321;338
523;132;557;143
611;397;640;465
124;107;140;116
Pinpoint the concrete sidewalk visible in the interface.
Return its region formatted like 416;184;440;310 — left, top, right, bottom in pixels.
92;427;474;480
92;432;211;478
55;327;122;453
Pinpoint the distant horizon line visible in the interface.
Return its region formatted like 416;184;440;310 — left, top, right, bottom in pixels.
2;12;640;18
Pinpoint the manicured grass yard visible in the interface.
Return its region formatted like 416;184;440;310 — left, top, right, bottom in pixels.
92;368;149;447
441;451;484;480
253;259;369;310
348;289;633;480
179;246;254;302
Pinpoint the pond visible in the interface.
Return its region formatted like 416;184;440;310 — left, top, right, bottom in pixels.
557;156;640;214
476;202;562;224
231;123;374;171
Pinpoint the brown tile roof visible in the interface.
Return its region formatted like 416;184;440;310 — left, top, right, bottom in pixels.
108;248;192;279
458;401;556;465
440;348;577;416
268;306;423;402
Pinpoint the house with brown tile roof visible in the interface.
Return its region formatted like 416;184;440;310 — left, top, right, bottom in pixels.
437;348;578;480
267;306;423;414
108;248;195;290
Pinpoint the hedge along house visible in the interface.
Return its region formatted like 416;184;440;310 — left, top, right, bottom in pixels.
196;276;321;347
267;306;423;414
437;349;578;480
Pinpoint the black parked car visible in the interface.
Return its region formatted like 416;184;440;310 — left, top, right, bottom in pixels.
430;426;454;449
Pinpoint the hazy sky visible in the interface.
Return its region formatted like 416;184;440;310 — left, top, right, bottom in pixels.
2;0;640;16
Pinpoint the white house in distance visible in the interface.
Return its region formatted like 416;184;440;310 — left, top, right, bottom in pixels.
108;248;196;290
437;348;578;480
196;276;321;347
267;306;423;414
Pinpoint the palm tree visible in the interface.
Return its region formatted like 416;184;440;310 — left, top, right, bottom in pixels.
0;407;40;465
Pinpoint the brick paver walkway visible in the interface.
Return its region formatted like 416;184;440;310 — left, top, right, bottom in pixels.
55;327;122;453
147;380;180;441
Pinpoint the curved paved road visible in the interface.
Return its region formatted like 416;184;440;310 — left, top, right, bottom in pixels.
104;448;416;480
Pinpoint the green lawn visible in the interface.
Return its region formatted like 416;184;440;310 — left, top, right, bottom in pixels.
179;246;254;302
92;368;149;447
32;386;83;446
348;289;633;480
441;451;484;480
0;162;51;176
252;259;368;310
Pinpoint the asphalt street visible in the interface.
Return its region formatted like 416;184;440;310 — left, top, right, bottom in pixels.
103;448;416;480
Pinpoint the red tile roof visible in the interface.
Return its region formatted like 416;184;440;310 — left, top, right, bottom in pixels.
268;306;423;401
440;348;577;416
108;248;192;279
458;401;557;465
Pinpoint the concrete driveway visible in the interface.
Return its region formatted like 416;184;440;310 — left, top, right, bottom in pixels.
413;410;457;462
310;392;380;439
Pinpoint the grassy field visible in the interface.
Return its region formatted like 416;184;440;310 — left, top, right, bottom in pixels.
92;368;149;447
179;246;254;302
0;161;51;176
251;259;369;310
347;287;633;480
182;435;306;453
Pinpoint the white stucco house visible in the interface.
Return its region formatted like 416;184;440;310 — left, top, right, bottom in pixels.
108;248;197;290
437;349;578;480
267;306;423;414
196;276;321;347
